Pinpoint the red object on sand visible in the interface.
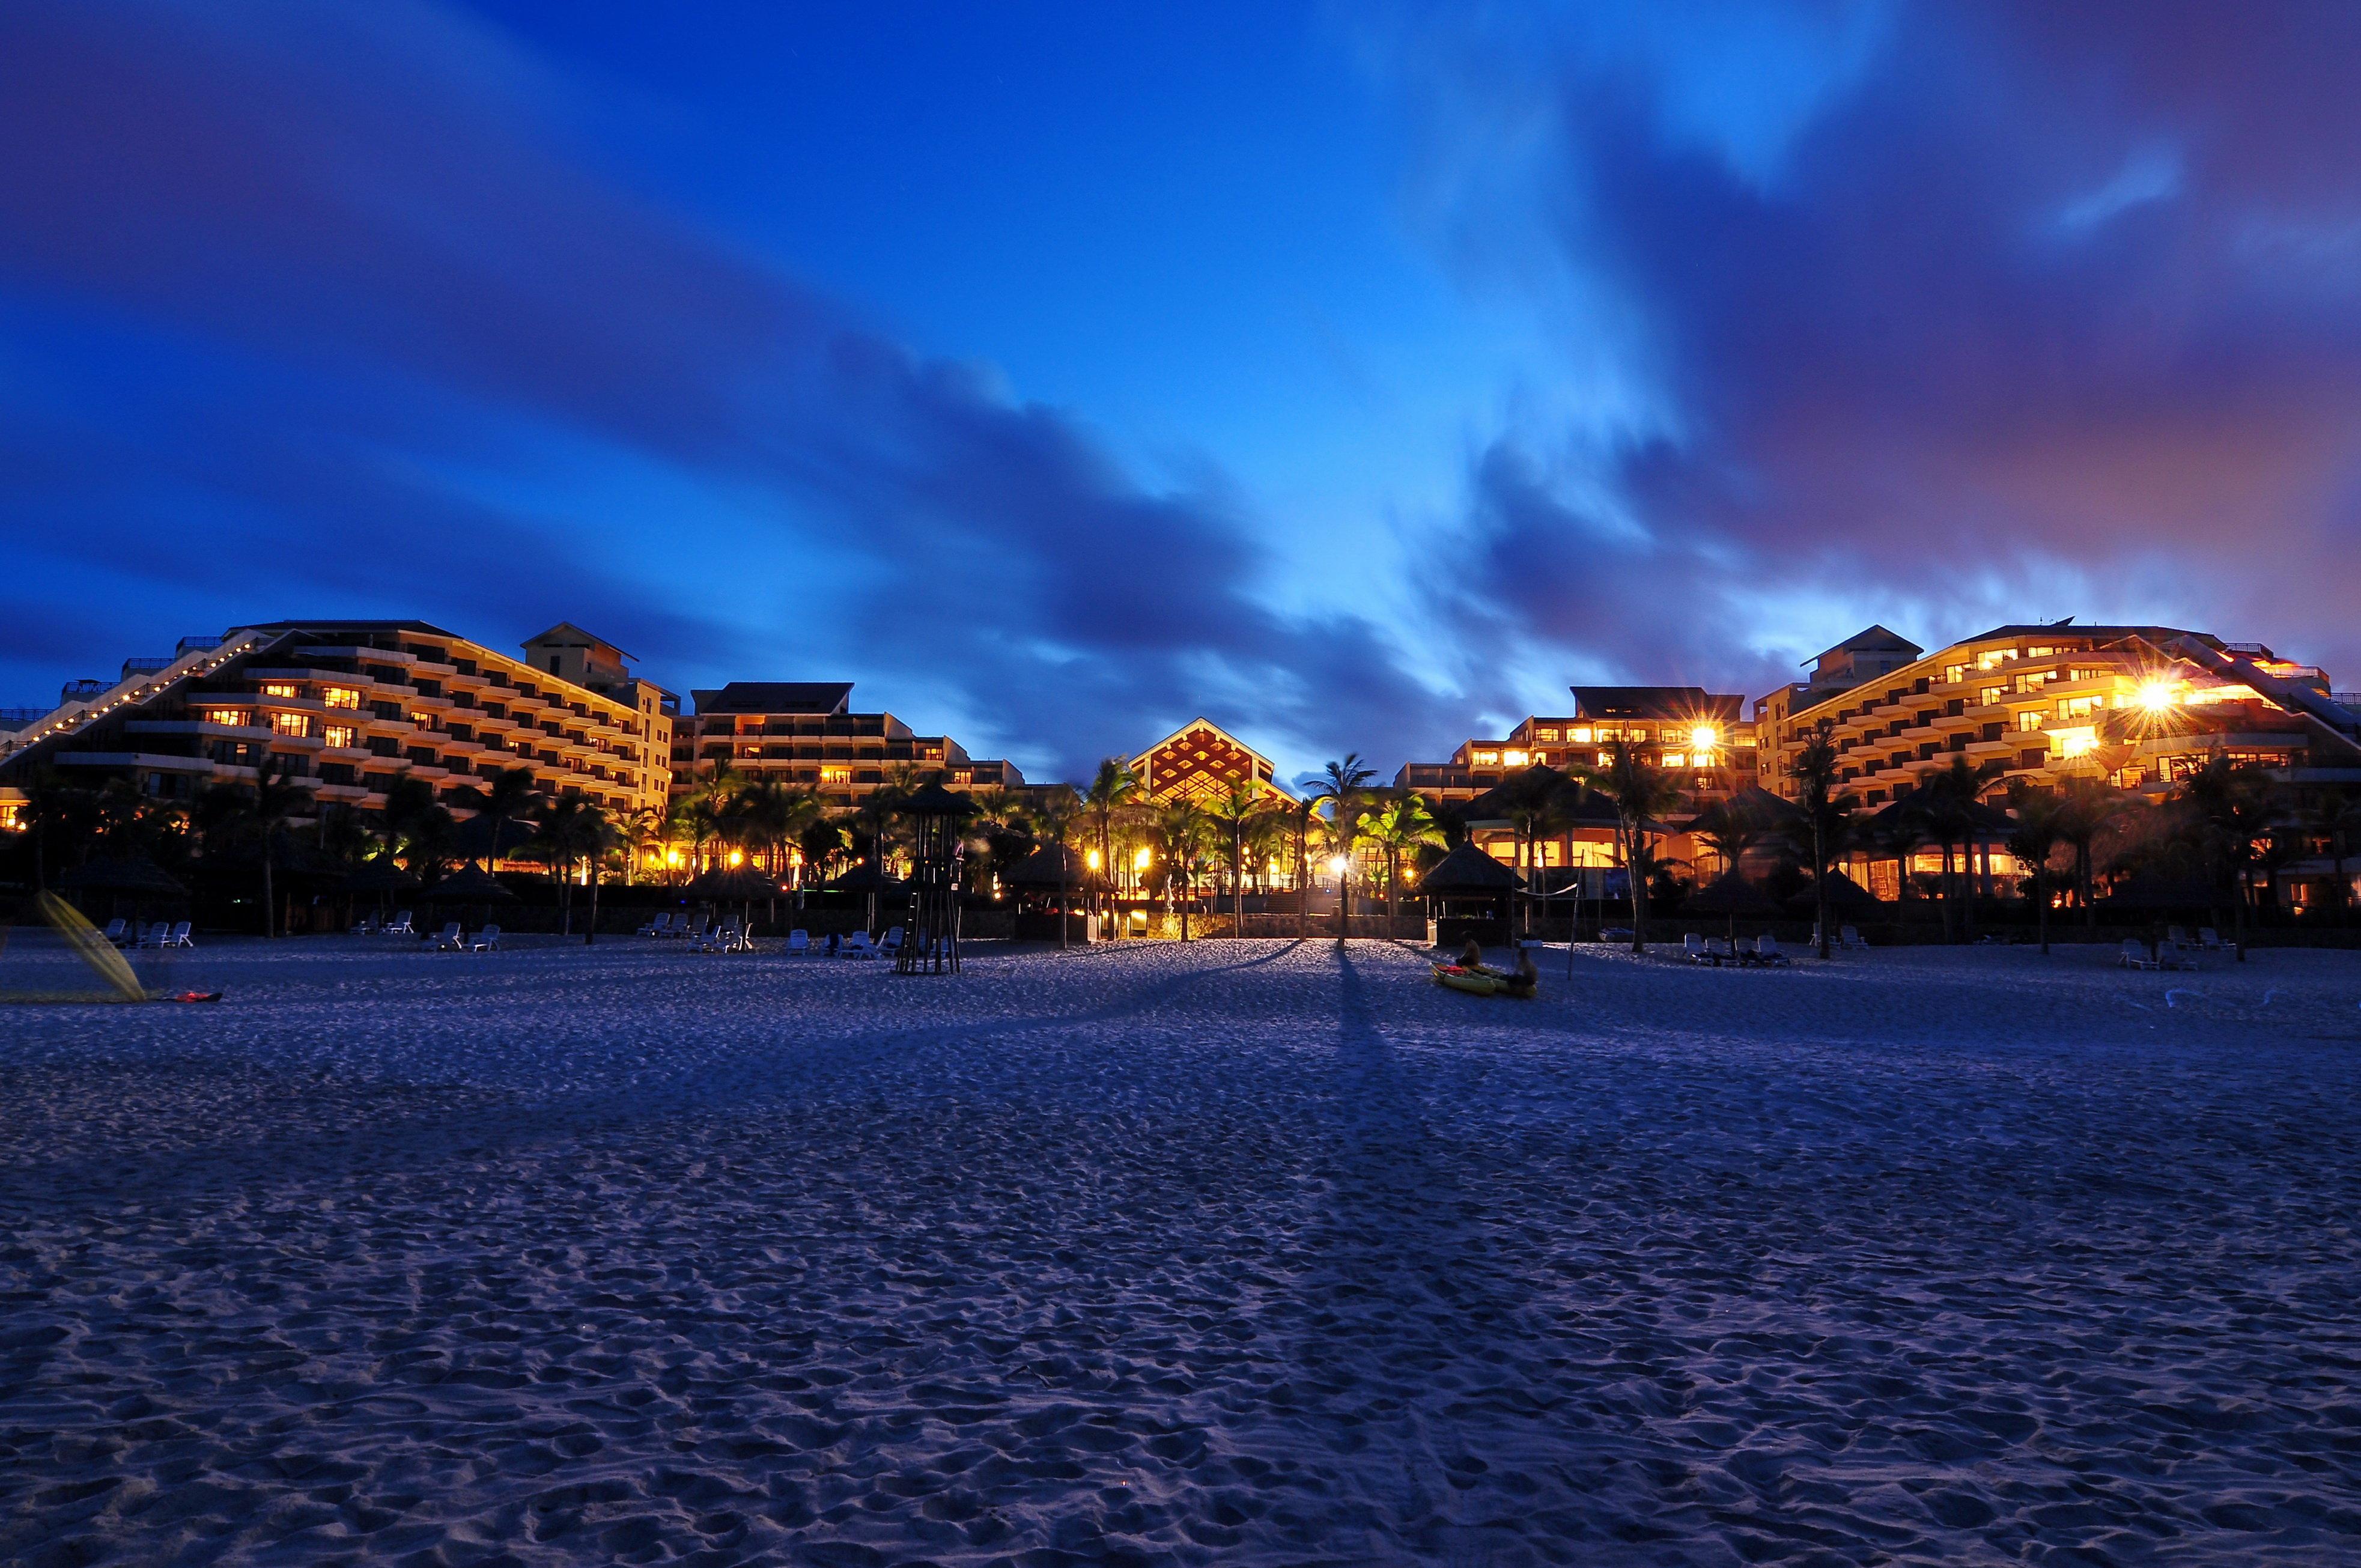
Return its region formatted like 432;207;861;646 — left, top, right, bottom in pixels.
168;991;223;1004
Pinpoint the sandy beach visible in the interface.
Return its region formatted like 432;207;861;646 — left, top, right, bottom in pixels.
4;934;2360;1564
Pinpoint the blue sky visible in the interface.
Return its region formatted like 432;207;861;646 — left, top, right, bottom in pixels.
5;2;2359;782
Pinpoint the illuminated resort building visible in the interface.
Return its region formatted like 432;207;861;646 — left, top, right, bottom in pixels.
1394;687;1757;886
1129;719;1290;803
0;619;676;836
672;682;1026;810
1756;622;2361;808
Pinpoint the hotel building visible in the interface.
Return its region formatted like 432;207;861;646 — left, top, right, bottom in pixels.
1396;687;1757;883
1757;622;2361;807
671;682;1026;809
0;619;676;835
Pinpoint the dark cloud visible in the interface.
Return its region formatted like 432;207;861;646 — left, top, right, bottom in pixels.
0;2;1456;779
1394;0;2361;685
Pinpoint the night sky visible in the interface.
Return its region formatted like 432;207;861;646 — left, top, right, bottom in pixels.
5;2;2358;782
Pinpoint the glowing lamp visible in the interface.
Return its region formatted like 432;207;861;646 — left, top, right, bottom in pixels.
1133;846;1152;870
1690;725;1718;749
1326;854;1348;878
1086;848;1102;871
728;849;744;866
2137;680;2178;713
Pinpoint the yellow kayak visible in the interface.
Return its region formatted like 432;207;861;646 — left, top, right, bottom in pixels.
1433;963;1537;999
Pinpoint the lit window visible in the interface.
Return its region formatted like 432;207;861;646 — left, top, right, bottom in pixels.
819;765;851;785
261;682;298;698
1944;664;1969;683
1537;728;1559;742
1569;727;1593;743
270;711;309;738
323;725;357;749
2053;727;2097;759
322;687;360;710
1662;752;1686;768
1692;750;1715;768
2017;710;2045;732
204;708;248;728
1472;750;1500;767
1502;749;1529;768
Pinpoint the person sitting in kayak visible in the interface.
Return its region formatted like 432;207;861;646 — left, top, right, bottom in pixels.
1502;947;1539;998
1458;938;1484;968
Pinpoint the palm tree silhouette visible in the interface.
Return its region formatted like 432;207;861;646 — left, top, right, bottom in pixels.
1575;741;1688;955
1298;755;1374;942
1084;757;1140;916
452;766;545;877
1208;778;1269;929
1362;791;1446;929
1788;723;1857;959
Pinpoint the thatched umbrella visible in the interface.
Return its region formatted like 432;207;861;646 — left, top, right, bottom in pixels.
1683;870;1779;943
423;861;516;934
344;857;422;923
1784;870;1882;932
1001;842;1106;942
827;859;907;934
60;857;187;926
683;865;782;931
1421;841;1524;949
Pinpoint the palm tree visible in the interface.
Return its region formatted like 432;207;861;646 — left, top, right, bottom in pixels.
1361;791;1446;929
1208;779;1269;929
18;767;100;892
522;795;589;935
620;804;665;886
2182;755;2280;961
1921;757;2008;942
1496;767;1567;937
799;815;850;884
1032;794;1084;949
2056;777;2121;931
1084;757;1140;914
1574;741;1688;955
1153;800;1215;940
1299;755;1374;941
1689;795;1770;881
1786;724;1855;959
565;801;621;944
2004;785;2069;955
452;766;544;875
215;758;311;938
2304;787;2360;926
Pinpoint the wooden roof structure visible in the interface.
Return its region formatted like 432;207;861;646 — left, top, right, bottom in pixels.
1129;719;1292;804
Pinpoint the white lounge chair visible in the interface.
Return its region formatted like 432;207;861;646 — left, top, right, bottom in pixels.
432;922;465;951
138;922;175;949
100;918;129;947
386;910;415;936
2154;938;2191;971
2198;927;2224;951
1754;934;1790;967
1840;925;1867;949
636;912;672;938
162;920;193;948
1683;933;1711;965
1706;936;1736;965
469;924;502;952
785;929;811;956
879;926;904;958
840;931;877;960
2119;938;2156;971
2167;925;2192;947
351;914;377;936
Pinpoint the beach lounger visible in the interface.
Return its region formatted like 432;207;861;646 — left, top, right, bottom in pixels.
138;922;174;949
1683;933;1712;965
785;929;811;956
636;912;671;937
2154;938;2192;971
351;914;377;935
432;922;465;951
100;919;129;947
1706;937;1736;965
1754;934;1791;967
386;910;414;935
1840;925;1867;949
840;931;877;960
880;926;904;958
163;920;193;948
2168;925;2192;947
2198;927;2223;952
469;924;502;952
2118;938;2156;970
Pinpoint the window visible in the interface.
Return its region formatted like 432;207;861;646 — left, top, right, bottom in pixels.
1662;752;1686;768
322;687;360;710
549;655;562;673
1979;686;2007;707
1472;750;1500;767
261;682;298;698
1569;727;1593;743
2052;726;2097;759
270;711;309;738
819;765;851;785
1943;664;1968;684
1692;750;1715;768
204;708;248;728
2017;710;2044;731
323;725;357;749
1537;728;1559;742
1502;749;1529;768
